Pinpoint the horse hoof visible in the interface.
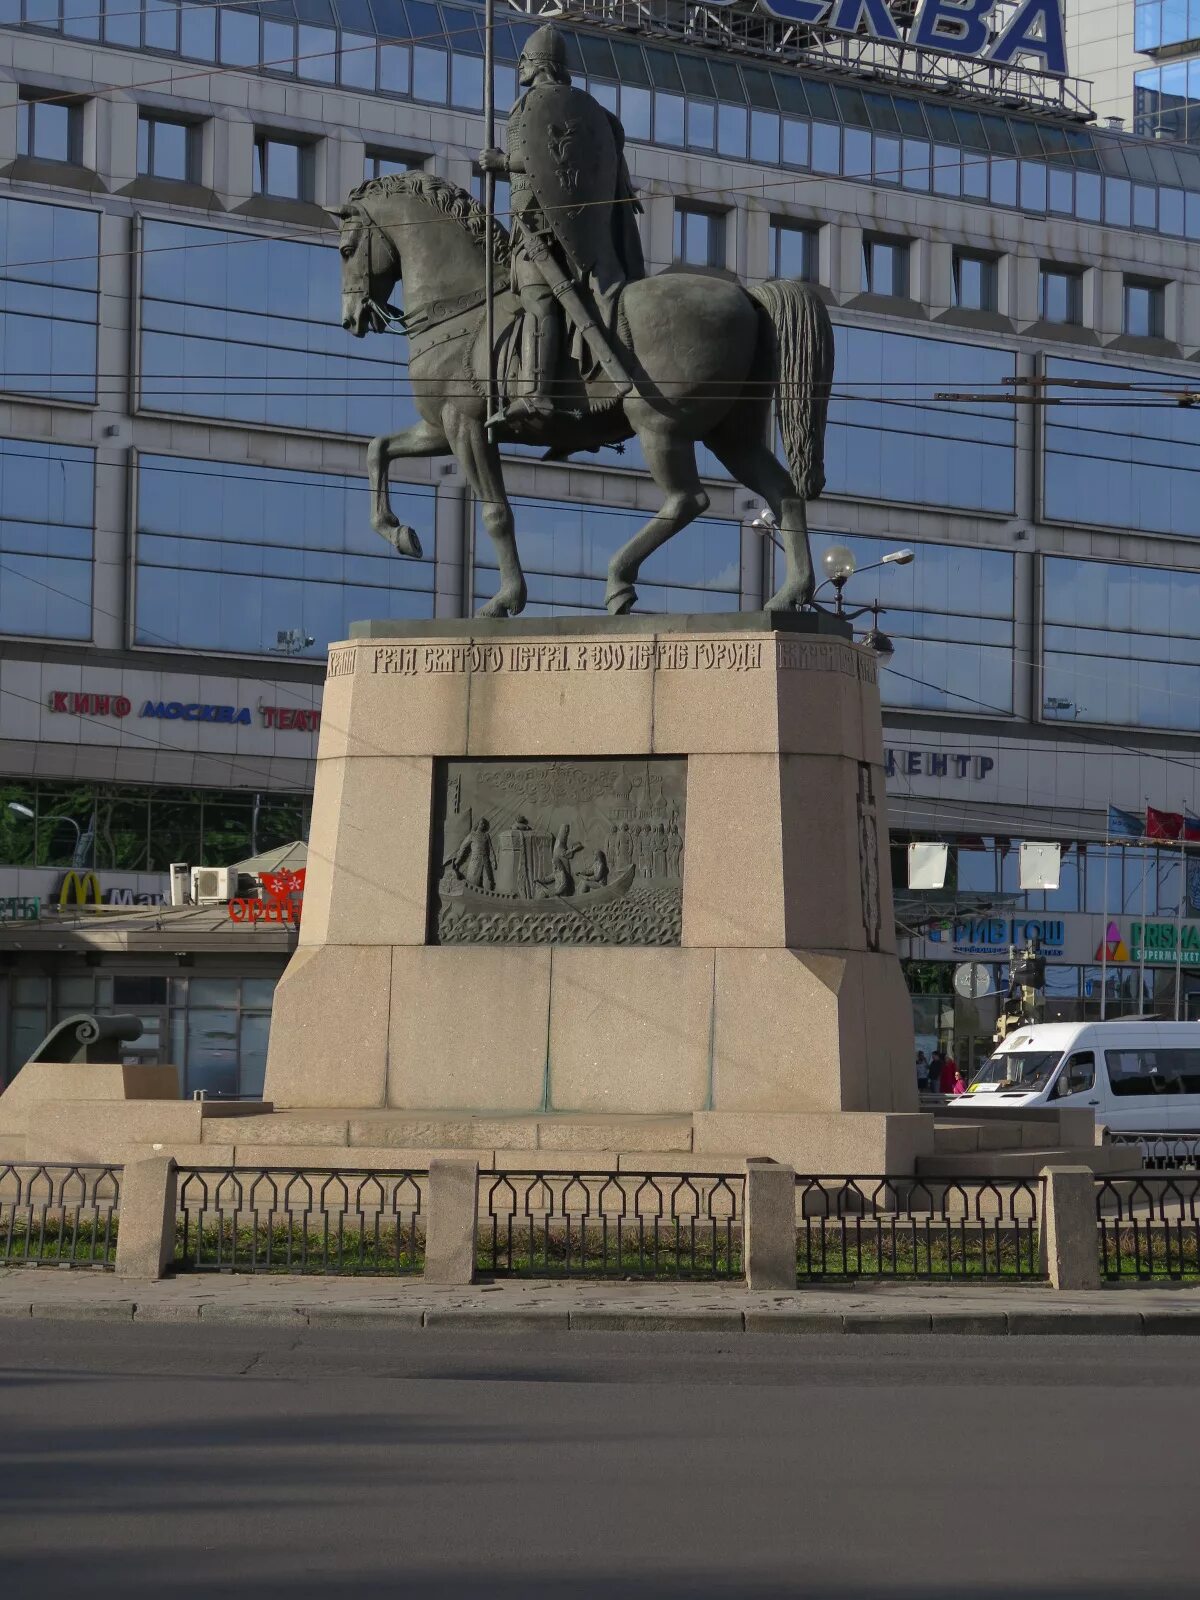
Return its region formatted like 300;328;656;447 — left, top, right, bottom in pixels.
476;599;510;619
606;583;636;616
765;585;805;612
375;520;423;559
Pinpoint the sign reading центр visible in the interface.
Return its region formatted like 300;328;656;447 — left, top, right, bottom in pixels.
701;0;1068;76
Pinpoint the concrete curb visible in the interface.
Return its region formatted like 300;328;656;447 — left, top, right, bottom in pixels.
7;1297;1200;1335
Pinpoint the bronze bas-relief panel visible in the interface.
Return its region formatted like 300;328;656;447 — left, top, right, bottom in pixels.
430;757;687;946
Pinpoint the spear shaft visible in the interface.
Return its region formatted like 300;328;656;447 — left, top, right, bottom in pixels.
484;0;497;442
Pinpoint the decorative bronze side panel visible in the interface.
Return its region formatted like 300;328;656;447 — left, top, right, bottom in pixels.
857;762;881;953
431;757;686;946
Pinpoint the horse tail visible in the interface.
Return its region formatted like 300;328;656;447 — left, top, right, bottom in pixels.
749;279;834;501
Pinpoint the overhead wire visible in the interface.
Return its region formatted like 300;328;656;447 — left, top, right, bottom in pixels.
2;18;1195;867
0;21;1094;279
6;516;1200;786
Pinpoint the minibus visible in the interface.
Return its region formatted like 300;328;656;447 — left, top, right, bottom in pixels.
964;1020;1200;1131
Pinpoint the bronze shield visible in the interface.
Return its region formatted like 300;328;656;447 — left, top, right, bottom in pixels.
519;82;621;282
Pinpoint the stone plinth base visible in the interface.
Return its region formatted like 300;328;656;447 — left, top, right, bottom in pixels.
7;1101;1130;1178
0;1062;180;1140
270;943;915;1118
265;613;917;1125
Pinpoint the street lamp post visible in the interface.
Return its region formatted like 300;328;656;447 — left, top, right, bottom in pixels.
747;517;914;659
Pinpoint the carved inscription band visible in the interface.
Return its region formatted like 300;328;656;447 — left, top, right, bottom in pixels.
326;638;876;684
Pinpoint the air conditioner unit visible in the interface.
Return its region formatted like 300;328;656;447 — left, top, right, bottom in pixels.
190;865;238;904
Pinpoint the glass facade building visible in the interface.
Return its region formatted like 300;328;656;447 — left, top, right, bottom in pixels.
3;0;1200;1080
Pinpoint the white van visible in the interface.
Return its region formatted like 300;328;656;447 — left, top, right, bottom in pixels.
965;1020;1200;1132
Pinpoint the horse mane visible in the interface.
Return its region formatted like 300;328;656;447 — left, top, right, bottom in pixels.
350;171;512;269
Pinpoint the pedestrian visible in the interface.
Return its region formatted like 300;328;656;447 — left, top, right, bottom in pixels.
928;1049;944;1093
938;1050;958;1096
952;1068;967;1096
914;1050;928;1092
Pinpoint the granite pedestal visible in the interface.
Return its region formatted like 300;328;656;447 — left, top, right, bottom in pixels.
262;612;925;1172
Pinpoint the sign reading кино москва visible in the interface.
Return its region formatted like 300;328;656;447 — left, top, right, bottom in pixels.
684;0;1068;76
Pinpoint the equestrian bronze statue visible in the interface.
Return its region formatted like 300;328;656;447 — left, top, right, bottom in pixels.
334;23;834;619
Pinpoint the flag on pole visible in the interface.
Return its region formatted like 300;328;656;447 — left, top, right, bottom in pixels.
1184;812;1200;843
1146;806;1184;842
1106;805;1143;840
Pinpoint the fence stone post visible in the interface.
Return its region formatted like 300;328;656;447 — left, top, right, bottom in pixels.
744;1158;797;1290
1039;1165;1100;1291
424;1157;479;1285
115;1156;178;1280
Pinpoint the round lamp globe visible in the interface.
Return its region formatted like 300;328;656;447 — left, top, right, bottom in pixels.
822;544;856;584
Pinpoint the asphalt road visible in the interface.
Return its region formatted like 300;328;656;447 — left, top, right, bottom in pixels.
1;1323;1197;1598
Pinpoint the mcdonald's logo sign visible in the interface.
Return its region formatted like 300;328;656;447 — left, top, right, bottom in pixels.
57;871;103;908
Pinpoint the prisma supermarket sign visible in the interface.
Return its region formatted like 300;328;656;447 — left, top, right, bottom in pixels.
718;0;1069;77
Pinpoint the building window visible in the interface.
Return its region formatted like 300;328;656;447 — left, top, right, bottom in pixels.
1039;264;1083;325
1124;276;1165;338
137;114;198;182
473;494;742;616
768;219;817;282
1043;553;1200;733
135;453;434;654
364;150;410;182
952;249;998;312
0;434;94;640
17;94;83;164
0;779;311;876
0;960;285;1099
1043;352;1200;536
861;235;909;297
252;134;313;200
674;204;726;268
1;196;100;405
775;531;1015;714
140;217;421;436
824;325;1017;514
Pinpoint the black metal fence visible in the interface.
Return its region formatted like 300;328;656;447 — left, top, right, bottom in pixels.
794;1176;1045;1281
174;1167;426;1274
0;1163;121;1267
1097;1175;1200;1279
478;1170;744;1279
1106;1133;1200;1171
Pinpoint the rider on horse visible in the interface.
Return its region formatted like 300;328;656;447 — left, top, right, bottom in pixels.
478;24;645;427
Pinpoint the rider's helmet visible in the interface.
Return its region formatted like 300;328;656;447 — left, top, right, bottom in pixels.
518;24;570;85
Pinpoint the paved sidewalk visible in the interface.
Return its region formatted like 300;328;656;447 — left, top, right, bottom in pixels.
3;1267;1200;1333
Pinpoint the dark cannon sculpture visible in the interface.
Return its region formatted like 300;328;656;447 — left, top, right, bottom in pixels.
25;1013;144;1065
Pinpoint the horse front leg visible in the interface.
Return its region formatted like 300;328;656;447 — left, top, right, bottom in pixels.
366;420;451;558
447;413;527;618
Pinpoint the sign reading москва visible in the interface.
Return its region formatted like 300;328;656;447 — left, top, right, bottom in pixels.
47;691;320;732
720;0;1068;76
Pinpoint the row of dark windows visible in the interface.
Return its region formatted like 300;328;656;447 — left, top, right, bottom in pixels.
0;779;311;872
13;106;1174;346
4;782;1196;922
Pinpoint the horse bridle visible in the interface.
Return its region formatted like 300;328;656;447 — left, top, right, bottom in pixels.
349;200;489;341
348;201;405;333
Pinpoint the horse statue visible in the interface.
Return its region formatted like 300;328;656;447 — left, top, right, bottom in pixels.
334;170;834;619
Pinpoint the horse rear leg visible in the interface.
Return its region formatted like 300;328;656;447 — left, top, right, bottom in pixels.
703;424;814;609
367;419;450;557
606;428;709;615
